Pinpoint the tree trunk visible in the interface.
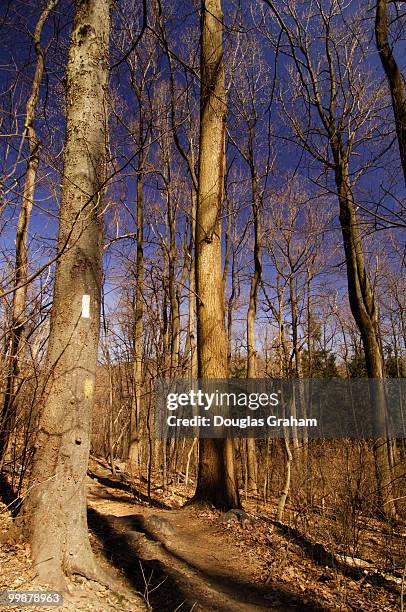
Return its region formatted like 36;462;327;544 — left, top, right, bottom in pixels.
276;433;292;522
306;279;313;377
168;188;180;374
375;0;406;185
0;0;59;468
127;163;144;474
102;299;116;478
188;191;198;378
192;0;240;509
107;348;116;478
185;437;197;490
246;171;261;495
289;276;300;378
19;0;112;588
289;275;307;454
334;154;396;519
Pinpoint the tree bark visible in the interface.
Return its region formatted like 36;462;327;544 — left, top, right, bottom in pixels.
19;0;112;587
375;0;406;185
192;0;240;509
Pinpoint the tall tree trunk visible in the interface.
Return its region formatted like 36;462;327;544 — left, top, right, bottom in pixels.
168;188;180;374
224;193;233;371
192;0;240;509
226;227;238;372
19;0;112;587
333;153;396;519
127;162;144;474
289;276;300;378
375;0;406;185
246;171;261;495
276;433;292;522
188;191;198;378
0;0;59;468
101;294;116;476
289;274;307;454
306;278;313;377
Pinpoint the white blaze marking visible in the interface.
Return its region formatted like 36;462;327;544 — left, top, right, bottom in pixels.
82;294;90;318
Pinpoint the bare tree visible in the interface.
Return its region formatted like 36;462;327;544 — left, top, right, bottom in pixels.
228;32;273;495
192;0;240;509
19;0;112;587
262;0;397;518
112;2;158;475
375;0;406;185
0;0;59;468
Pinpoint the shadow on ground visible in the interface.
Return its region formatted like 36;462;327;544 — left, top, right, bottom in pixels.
88;507;328;611
264;517;400;595
88;470;172;510
88;507;195;611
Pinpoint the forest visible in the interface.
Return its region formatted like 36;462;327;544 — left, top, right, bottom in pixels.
0;0;405;610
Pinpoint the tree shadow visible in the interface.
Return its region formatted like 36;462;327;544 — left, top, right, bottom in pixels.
264;518;400;595
87;491;141;505
87;470;172;509
87;507;198;611
88;508;328;611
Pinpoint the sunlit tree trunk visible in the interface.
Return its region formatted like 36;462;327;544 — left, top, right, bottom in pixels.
20;0;112;587
192;0;240;509
188;191;198;378
127;164;144;474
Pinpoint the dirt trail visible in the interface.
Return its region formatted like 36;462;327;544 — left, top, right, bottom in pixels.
87;473;323;611
1;463;400;611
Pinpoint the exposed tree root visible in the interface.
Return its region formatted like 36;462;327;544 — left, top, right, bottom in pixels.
67;557;118;590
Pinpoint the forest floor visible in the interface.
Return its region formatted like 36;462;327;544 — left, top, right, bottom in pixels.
0;456;404;611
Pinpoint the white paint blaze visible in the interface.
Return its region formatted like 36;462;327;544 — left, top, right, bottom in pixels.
81;294;90;318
